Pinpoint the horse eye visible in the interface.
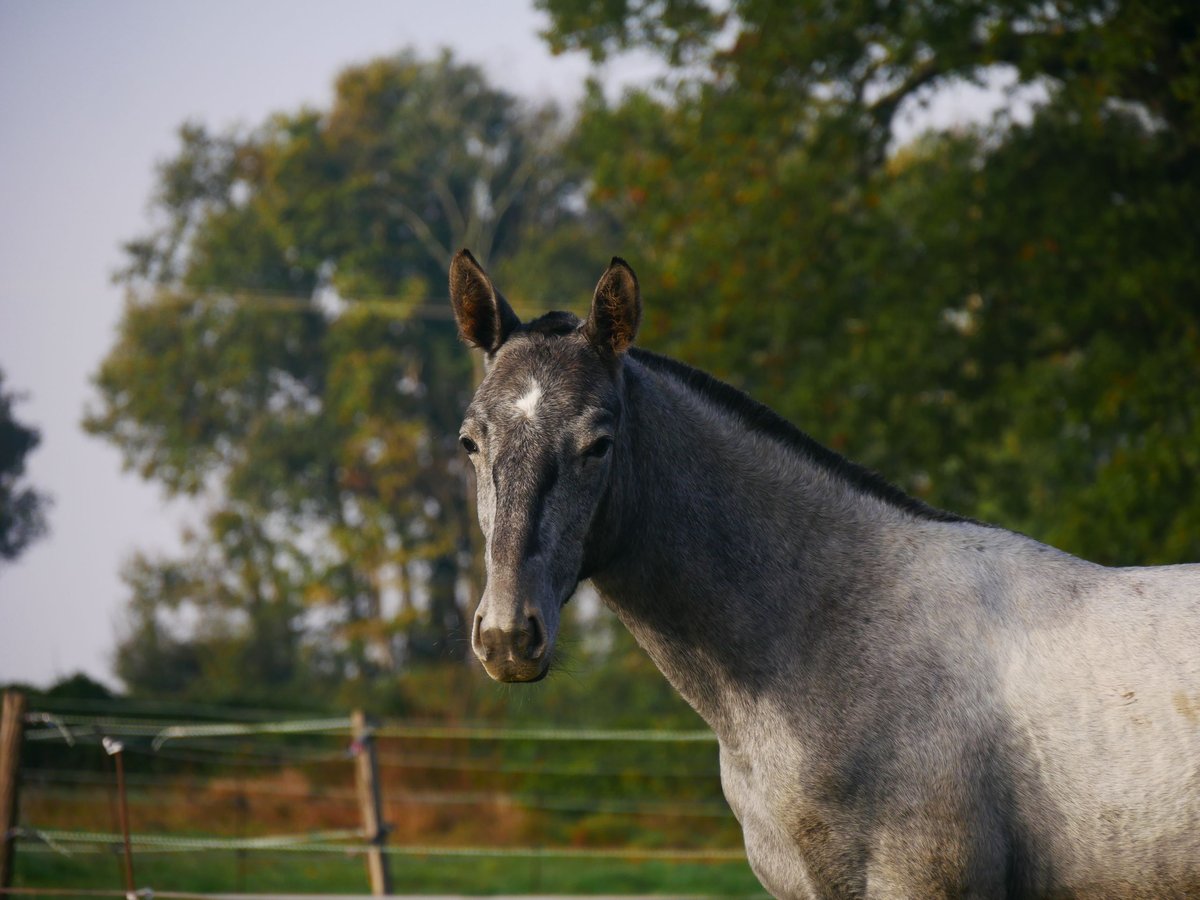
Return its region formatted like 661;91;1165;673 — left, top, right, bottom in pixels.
460;435;479;454
583;436;613;459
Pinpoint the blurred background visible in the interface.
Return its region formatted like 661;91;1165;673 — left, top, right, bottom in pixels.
1;0;1197;895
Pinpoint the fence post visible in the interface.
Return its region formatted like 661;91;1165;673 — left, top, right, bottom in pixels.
102;737;136;898
1;690;28;891
352;710;391;896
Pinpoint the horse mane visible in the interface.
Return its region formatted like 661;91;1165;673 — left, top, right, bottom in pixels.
522;310;581;336
628;347;975;526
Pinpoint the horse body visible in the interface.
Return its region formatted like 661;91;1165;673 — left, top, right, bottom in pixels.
598;352;1200;897
448;250;1200;898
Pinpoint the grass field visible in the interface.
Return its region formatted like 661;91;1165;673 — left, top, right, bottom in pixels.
15;847;768;896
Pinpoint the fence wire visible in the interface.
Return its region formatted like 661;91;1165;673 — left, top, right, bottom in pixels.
11;703;748;896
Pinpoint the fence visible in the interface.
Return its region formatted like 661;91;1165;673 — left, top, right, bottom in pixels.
1;690;758;898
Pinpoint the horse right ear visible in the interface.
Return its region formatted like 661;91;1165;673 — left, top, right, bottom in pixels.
585;257;641;358
449;249;520;352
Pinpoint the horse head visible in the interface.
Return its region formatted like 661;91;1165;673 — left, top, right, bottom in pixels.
449;249;640;682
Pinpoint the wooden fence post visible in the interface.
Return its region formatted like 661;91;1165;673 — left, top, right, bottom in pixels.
1;690;28;891
352;710;391;896
102;737;136;898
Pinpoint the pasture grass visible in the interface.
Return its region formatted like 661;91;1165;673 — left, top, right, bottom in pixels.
16;848;768;896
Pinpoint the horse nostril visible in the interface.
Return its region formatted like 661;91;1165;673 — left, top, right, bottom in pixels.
526;614;547;660
472;611;548;666
471;614;488;660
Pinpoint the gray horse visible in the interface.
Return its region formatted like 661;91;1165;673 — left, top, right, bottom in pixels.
448;249;1200;899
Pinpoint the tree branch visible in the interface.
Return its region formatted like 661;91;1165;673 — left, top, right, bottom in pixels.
431;177;467;239
867;57;947;131
386;199;453;269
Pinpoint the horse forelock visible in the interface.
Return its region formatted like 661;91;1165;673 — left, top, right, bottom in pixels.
521;310;582;337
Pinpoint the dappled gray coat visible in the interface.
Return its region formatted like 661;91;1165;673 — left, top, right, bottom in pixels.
449;249;1200;899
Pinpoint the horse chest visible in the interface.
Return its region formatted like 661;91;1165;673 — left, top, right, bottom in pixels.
719;742;826;899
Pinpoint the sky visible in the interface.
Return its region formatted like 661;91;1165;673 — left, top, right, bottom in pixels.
0;1;1014;690
0;0;668;688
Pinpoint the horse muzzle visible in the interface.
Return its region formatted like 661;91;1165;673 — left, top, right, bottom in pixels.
471;603;552;683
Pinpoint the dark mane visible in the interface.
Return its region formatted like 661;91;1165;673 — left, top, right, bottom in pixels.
628;348;974;525
522;310;581;337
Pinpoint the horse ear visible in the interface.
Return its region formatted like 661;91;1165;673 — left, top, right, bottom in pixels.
449;248;520;352
585;257;641;357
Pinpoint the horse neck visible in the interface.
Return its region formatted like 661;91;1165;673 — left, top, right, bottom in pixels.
589;353;908;734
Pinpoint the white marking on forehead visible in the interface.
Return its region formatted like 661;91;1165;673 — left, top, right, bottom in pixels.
513;379;543;420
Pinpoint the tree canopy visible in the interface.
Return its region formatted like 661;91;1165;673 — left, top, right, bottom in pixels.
88;51;610;702
0;369;50;563
544;0;1200;564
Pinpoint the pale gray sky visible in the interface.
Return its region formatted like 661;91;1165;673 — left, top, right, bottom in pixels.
0;0;1013;689
0;0;667;688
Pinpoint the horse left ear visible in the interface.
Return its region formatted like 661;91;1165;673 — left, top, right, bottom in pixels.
585;257;641;358
450;249;520;352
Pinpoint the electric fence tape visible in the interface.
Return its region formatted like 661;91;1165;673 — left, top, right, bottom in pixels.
22;712;716;747
17;828;746;862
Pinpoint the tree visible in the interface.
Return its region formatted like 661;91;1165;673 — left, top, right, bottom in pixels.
543;0;1200;159
89;51;606;698
113;508;315;702
543;0;1200;564
0;369;50;563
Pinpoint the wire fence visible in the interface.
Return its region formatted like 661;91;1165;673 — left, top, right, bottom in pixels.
3;695;757;898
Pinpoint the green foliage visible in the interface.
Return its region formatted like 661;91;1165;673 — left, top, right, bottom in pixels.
0;369;50;562
88;50;610;699
41;672;114;702
548;0;1200;564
